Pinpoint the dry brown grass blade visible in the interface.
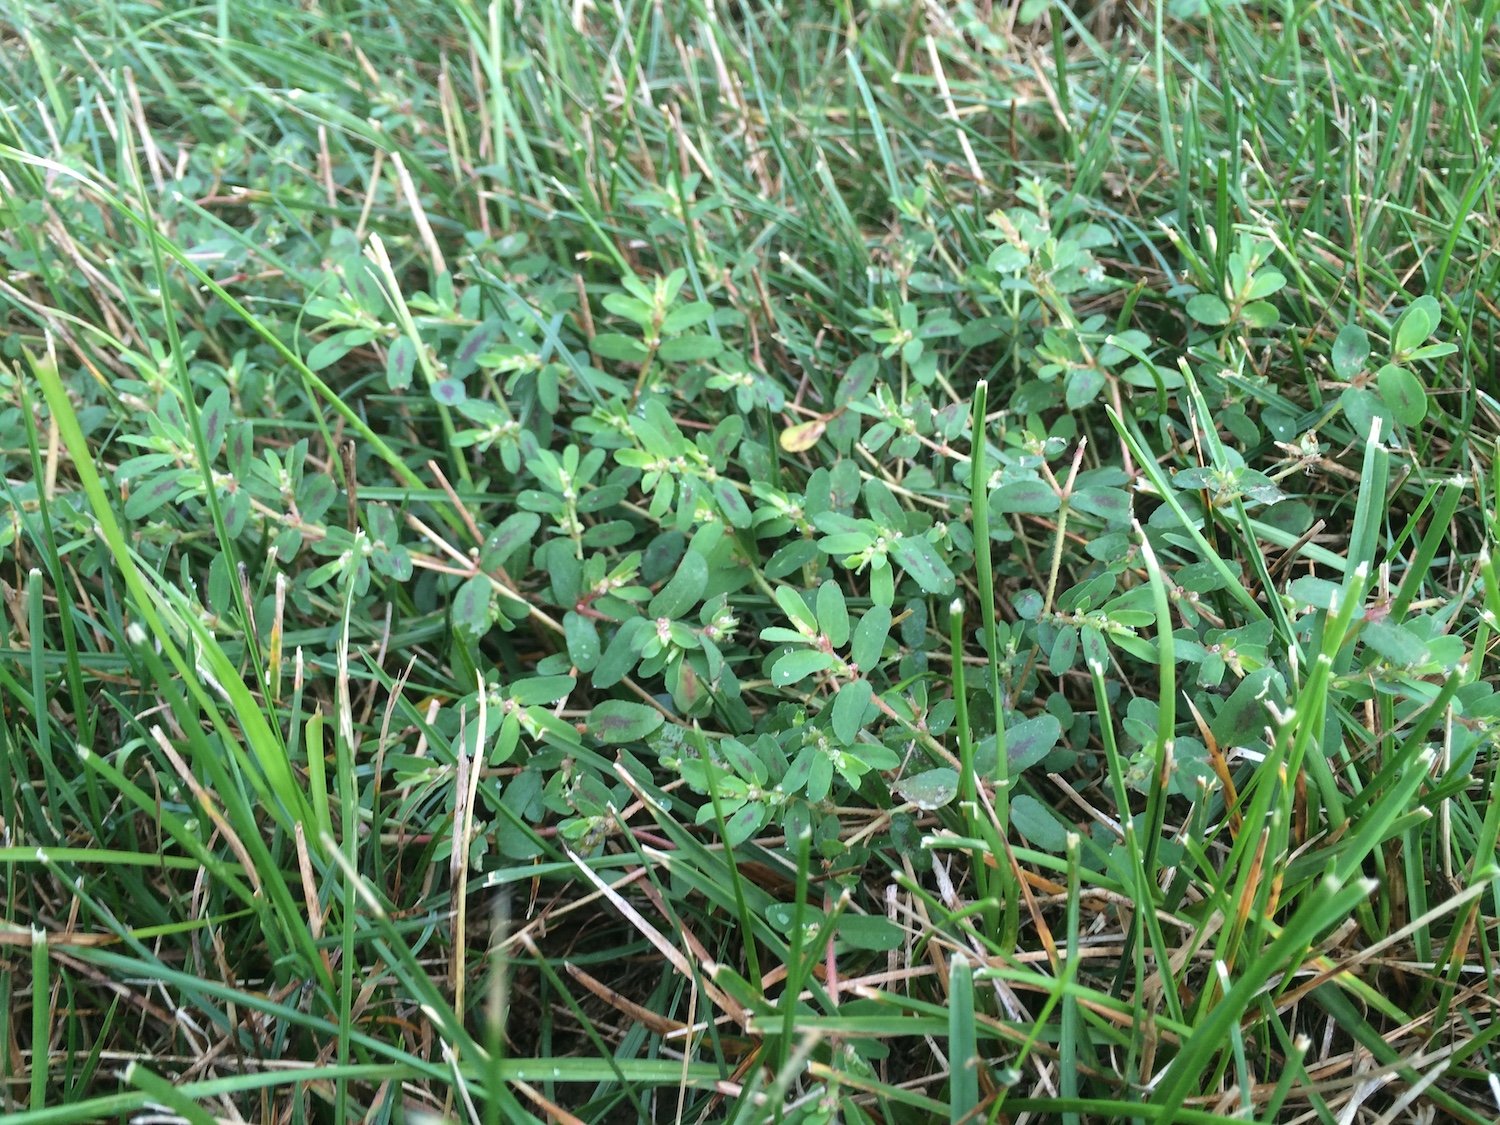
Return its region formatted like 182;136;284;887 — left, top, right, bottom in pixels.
565;961;688;1037
0;926;116;947
1184;694;1241;834
565;849;750;1029
512;1080;588;1125
388;151;447;276
150;725;262;896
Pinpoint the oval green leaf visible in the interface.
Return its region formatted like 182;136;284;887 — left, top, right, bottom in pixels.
830;678;874;745
1186;293;1231;326
1011;794;1071;852
1376;363;1427;427
1331;323;1369;380
649;550;708;618
587;700;665;744
889;536;954;594
1006;713;1063;773
991;480;1059;515
771;648;838;687
895;768;958;810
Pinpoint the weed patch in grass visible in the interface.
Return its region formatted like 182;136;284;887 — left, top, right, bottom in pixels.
2;0;1499;1121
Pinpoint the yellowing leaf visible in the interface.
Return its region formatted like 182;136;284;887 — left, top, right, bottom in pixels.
779;419;825;453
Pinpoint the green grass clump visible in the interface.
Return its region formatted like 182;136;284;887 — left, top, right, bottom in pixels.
2;0;1499;1120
